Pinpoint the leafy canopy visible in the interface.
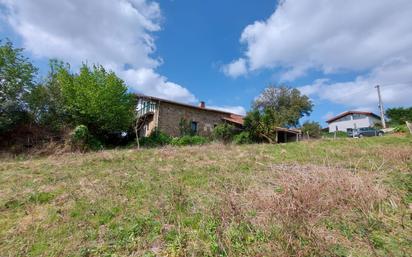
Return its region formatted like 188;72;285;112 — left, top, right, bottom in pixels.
386;107;412;125
26;60;69;131
301;121;322;138
0;40;37;133
244;86;313;143
60;64;135;138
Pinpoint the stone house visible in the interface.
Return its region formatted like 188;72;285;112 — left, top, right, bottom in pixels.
135;94;244;137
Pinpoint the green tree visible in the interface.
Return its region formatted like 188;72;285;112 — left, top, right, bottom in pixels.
301;121;322;138
61;64;135;139
0;40;37;133
27;60;69;131
244;86;313;143
386;107;412;125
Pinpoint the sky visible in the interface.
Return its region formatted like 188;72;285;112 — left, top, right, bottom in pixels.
1;0;412;126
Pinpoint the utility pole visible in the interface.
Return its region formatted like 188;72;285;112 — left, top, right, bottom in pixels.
375;85;387;129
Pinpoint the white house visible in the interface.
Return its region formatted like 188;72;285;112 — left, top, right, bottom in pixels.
326;111;382;132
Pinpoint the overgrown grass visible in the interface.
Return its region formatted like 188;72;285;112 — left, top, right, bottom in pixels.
0;135;411;256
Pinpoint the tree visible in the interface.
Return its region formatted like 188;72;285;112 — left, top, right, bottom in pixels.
244;86;313;143
27;60;69;131
0;40;37;133
61;64;135;139
301;121;322;139
386;107;412;125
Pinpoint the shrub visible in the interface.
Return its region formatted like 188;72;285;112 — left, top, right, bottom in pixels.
69;125;103;151
393;125;408;133
140;130;172;147
233;131;252;145
171;135;208;146
213;123;236;143
70;125;89;151
301;121;322;138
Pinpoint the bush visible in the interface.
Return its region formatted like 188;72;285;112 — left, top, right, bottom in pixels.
140;130;172;147
70;125;89;151
69;125;103;151
213;123;236;143
233;132;252;145
301;121;322;138
393;125;408;133
171;135;208;146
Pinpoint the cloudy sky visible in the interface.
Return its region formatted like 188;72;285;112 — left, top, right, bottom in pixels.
1;0;411;123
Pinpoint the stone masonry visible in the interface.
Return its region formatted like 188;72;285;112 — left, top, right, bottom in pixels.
157;101;231;137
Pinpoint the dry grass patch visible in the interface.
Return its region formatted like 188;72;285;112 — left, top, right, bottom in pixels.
0;135;411;256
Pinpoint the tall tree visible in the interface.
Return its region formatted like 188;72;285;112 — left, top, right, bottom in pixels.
244;86;313;143
27;59;69;131
0;40;37;133
61;64;135;139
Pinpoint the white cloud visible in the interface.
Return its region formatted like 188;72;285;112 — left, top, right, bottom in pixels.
0;0;196;103
122;68;197;103
208;105;246;116
299;59;412;110
225;0;412;79
221;58;247;78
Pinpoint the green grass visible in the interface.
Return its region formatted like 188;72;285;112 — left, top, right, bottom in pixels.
0;135;411;256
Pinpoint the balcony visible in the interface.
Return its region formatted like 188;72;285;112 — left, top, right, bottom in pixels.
136;101;157;118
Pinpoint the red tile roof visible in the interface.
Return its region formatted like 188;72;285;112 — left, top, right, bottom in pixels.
222;114;244;126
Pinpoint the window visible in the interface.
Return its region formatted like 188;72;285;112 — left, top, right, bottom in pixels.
352;114;366;120
191;121;198;134
335;115;351;122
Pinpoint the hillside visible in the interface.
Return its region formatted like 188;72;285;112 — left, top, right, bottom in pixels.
1;135;411;256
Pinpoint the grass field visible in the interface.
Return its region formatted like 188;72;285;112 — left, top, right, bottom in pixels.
1;135;411;256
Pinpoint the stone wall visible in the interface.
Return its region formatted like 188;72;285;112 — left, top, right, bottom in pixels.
157;101;230;137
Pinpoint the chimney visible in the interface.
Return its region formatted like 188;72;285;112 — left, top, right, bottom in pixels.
199;101;205;108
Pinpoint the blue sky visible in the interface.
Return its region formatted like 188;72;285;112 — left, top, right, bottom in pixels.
1;0;412;126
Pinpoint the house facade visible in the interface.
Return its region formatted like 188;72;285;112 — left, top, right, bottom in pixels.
326;111;381;132
135;95;243;137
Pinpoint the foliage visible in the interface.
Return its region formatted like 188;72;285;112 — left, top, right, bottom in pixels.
171;135;208;146
0;40;37;133
139;130;172;147
70;125;90;152
233;131;252;144
393;125;408;133
252;85;313;127
301;121;322;138
69;125;103;152
60;64;135;139
213;123;236;143
179;118;198;136
244;86;312;143
26;60;69;131
386;107;412;125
